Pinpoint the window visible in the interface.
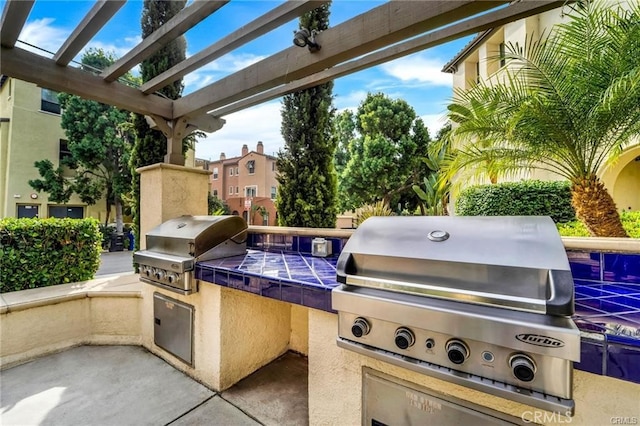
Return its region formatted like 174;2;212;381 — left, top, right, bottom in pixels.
59;139;72;163
475;62;480;84
247;160;255;174
499;43;506;68
245;186;257;198
229;168;234;176
235;186;239;194
213;167;218;180
229;186;233;195
262;212;269;226
41;88;61;114
271;186;277;200
213;189;218;197
235;167;239;175
272;162;276;172
17;204;39;218
49;205;84;219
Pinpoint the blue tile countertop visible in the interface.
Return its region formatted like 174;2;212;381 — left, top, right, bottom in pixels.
196;247;640;385
196;250;338;312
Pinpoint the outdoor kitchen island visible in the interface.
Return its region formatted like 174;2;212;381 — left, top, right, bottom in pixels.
186;224;640;426
133;162;638;426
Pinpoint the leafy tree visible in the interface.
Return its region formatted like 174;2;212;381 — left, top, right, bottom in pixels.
446;1;640;237
338;93;431;211
29;160;74;204
332;109;356;176
130;0;187;250
276;3;337;228
29;49;133;233
208;193;229;215
413;124;452;216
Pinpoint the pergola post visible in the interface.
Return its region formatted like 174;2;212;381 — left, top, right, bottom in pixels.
136;163;211;249
145;114;225;166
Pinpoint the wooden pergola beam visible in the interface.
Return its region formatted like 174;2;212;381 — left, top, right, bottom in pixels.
213;0;563;117
0;0;35;48
54;0;126;66
101;0;229;82
0;46;173;118
140;0;328;95
173;0;505;118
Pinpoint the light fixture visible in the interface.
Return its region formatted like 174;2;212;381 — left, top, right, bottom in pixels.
293;28;320;53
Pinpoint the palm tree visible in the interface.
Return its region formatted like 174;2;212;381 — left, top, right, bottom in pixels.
446;0;640;237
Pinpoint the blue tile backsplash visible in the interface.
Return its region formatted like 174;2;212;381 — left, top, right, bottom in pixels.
196;236;640;385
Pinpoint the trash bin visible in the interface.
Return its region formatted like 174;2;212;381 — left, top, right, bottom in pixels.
109;233;125;252
128;232;135;251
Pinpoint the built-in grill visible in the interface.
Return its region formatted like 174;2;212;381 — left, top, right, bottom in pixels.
332;216;580;415
134;215;247;294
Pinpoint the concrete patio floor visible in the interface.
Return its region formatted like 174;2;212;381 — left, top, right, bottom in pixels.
0;345;308;426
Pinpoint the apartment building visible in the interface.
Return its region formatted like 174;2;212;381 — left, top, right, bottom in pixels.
208;142;278;225
0;77;109;220
442;3;639;211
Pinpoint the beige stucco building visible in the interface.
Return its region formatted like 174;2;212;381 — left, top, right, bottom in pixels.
442;3;640;212
207;141;278;226
0;77;110;220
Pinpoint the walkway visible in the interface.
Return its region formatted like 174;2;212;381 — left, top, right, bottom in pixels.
96;250;134;276
0;346;308;426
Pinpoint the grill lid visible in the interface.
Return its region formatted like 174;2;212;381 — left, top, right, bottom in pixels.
336;216;574;316
144;215;247;260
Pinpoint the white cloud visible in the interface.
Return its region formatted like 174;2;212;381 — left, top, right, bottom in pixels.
381;54;452;87
195;101;284;160
420;113;448;138
17;18;67;56
17;17;142;69
184;52;266;93
87;35;142;60
334;89;368;110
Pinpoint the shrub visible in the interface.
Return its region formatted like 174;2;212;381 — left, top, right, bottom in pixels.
355;201;394;226
0;218;101;293
558;211;640;238
455;180;576;223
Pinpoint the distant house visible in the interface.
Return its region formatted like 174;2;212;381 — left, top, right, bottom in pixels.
0;77;112;220
442;3;639;212
207;142;278;226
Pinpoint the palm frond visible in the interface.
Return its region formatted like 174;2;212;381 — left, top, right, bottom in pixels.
446;0;640;184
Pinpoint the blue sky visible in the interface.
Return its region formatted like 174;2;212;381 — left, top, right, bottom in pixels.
11;0;473;160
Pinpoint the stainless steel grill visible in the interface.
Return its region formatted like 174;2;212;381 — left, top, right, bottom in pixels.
332;216;580;415
134;215;247;294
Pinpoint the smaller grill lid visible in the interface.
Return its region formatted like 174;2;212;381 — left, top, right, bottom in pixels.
145;215;247;260
336;216;574;316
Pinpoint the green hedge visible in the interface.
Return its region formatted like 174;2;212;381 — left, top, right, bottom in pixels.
0;218;101;293
455;180;576;223
558;211;640;238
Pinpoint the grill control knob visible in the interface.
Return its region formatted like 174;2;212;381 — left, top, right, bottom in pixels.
394;327;415;350
510;354;536;382
144;267;152;277
446;339;469;365
167;273;179;284
351;317;371;338
155;269;166;280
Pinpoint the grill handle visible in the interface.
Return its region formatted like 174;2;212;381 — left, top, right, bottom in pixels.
547;270;575;316
336;252;356;284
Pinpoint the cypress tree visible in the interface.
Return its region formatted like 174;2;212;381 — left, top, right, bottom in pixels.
276;3;337;228
130;0;187;251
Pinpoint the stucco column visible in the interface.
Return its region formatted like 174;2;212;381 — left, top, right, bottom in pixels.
136;163;211;249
